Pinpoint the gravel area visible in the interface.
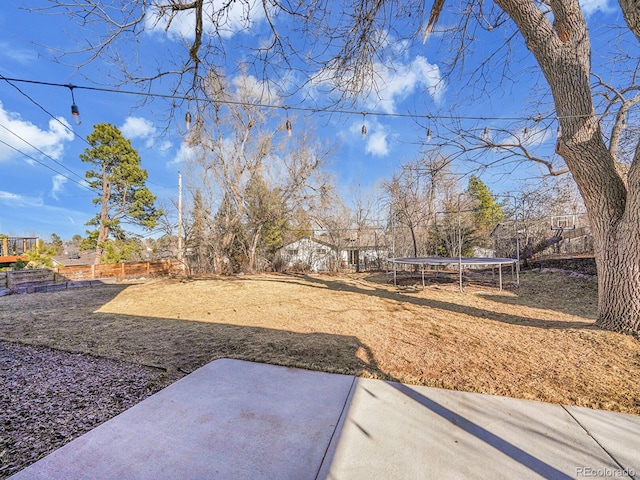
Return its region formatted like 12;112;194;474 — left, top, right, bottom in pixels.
0;341;171;479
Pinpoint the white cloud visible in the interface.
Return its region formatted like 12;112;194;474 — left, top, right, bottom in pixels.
121;116;155;138
365;130;390;156
0;191;91;237
120;116;157;148
51;174;67;200
367;56;445;113
0;190;43;207
580;0;614;16
168;140;197;165
349;118;390;157
158;140;173;153
310;55;445;115
0;102;75;162
145;0;266;40
231;74;280;104
0;41;37;64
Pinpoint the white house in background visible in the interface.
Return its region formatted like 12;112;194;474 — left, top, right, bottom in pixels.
280;237;338;272
280;234;390;272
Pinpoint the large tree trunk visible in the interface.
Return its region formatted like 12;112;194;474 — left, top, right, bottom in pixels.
94;225;108;265
248;224;263;273
94;170;111;265
596;152;640;333
619;0;640;43
409;223;419;257
496;0;639;334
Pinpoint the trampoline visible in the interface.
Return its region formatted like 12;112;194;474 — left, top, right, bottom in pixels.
388;256;519;292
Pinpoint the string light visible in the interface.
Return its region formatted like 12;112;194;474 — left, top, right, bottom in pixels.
481;126;492;142
3;75;604;154
185;111;192;130
284;107;292;136
426;128;432;143
361;112;367;136
67;84;81;125
2;75;586;124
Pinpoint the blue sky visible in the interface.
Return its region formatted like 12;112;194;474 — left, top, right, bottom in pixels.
0;0;625;240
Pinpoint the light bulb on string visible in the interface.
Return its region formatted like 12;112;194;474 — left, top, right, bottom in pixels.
68;85;81;125
481;126;490;141
185;112;192;131
361;113;367;137
284;107;292;136
426;128;432;143
71;104;80;125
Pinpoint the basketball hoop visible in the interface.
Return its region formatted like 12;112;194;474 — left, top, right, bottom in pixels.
550;214;576;231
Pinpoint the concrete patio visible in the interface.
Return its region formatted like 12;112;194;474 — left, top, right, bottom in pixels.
10;359;640;479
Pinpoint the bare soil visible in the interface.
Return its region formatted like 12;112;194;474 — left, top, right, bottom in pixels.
1;270;639;477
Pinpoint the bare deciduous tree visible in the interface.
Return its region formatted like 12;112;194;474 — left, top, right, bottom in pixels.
383;155;449;257
186;72;332;272
42;0;640;334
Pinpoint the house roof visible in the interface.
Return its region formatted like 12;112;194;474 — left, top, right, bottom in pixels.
52;251;98;267
281;235;390;252
282;237;337;250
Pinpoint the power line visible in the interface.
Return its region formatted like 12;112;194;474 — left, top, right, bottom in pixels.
0;122;86;183
0;138;89;190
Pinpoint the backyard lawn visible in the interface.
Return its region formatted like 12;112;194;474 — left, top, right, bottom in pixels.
1;270;639;477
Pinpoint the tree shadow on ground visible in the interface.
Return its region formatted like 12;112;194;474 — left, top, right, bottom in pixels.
477;273;598;320
0;282;390;478
0;282;389;379
253;274;595;331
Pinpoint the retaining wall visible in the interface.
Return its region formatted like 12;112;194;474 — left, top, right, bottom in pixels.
0;259;182;295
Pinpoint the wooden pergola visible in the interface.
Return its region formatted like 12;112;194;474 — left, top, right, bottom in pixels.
0;236;40;265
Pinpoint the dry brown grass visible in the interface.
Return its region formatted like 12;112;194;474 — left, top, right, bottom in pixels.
1;271;639;415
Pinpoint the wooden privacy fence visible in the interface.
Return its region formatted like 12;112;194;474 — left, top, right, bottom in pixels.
53;259;182;281
0;259;182;295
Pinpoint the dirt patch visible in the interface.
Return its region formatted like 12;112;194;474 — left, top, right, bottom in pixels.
525;255;597;276
1;271;639;476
